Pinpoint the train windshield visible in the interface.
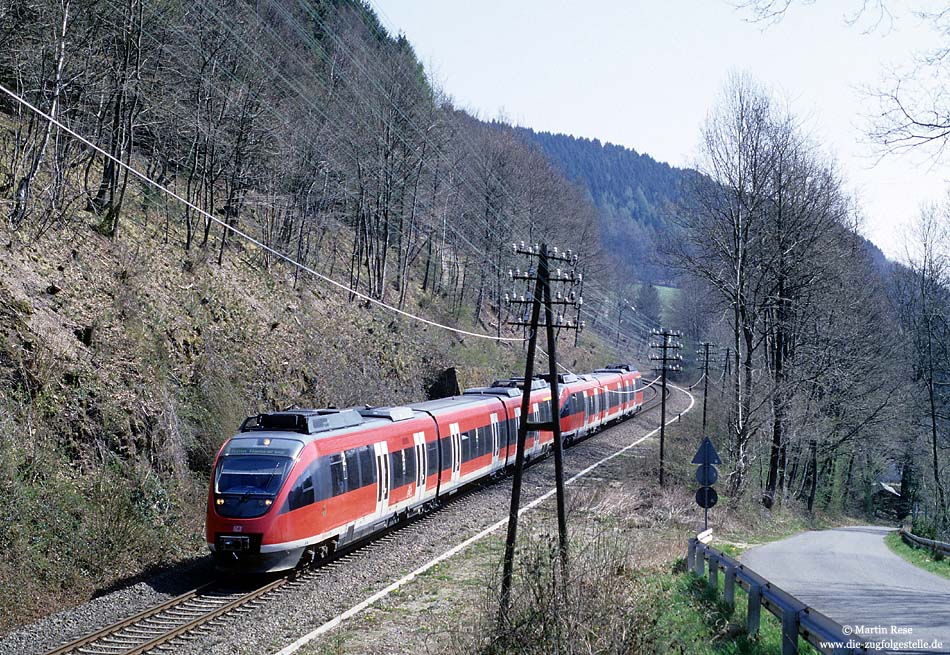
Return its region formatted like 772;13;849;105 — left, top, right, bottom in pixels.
215;456;291;496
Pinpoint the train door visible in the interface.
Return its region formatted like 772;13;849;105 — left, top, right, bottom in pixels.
581;390;590;435
490;413;500;469
530;402;540;456
373;441;390;519
412;431;426;504
508;407;521;466
449;422;462;484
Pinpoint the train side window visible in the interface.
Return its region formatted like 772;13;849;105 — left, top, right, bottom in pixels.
287;464;315;510
359;445;376;486
389;450;404;488
404;446;417;483
311;457;332;502
345;449;362;490
329;453;347;497
426;441;439;477
472;429;481;458
460;432;471;462
440;437;452;471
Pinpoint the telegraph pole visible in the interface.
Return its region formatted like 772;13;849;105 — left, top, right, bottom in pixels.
698;342;716;432
650;328;682;487
615;297;626;350
499;242;582;623
573;271;584;347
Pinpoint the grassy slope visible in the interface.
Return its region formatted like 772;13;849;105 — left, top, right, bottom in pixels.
884;532;950;580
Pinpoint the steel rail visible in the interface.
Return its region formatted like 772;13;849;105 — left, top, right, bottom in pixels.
42;579;286;655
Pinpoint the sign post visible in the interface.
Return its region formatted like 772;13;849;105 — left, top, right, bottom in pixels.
692;436;721;531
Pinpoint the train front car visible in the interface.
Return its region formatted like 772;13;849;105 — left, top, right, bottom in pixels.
206;413;309;572
207;407;438;573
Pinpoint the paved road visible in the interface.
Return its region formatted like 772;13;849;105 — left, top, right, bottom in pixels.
741;527;950;653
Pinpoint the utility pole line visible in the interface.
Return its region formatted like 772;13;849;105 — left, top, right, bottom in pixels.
698;342;716;432
616;296;627;350
650;328;682;487
498;242;582;624
573;271;584;347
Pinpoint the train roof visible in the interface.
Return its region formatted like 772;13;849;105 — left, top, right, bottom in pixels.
409;395;497;413
235;406;425;443
597;363;638;373
491;377;549;391
239;409;365;435
463;386;521;398
536;372;580;384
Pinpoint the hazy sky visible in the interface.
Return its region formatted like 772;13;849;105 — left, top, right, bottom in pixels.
368;0;949;259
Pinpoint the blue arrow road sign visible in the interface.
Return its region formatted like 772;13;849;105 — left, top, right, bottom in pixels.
691;436;722;465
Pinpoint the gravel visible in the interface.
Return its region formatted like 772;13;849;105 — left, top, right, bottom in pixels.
0;560;216;655
0;389;690;655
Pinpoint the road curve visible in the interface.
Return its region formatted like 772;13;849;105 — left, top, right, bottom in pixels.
741;526;950;653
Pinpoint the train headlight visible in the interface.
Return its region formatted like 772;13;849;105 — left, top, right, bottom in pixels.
216;498;225;505
265;499;273;506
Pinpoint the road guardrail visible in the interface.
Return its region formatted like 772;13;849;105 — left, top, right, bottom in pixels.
899;528;950;557
688;538;868;654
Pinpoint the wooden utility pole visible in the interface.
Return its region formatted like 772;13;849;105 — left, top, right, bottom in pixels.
498;242;582;623
698;342;716;432
650;328;682;487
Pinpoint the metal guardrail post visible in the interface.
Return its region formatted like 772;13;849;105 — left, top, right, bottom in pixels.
747;583;762;635
900;528;950;557
781;608;800;655
688;540;866;654
723;563;736;607
687;538;696;571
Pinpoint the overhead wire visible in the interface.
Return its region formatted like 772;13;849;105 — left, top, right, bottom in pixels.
13;0;656;360
0;83;527;342
295;1;655;354
63;0;543;342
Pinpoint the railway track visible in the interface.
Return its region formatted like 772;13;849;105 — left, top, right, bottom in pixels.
43;578;288;655
41;382;673;655
41;477;503;655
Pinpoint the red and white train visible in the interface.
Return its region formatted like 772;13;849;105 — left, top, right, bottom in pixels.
206;364;643;572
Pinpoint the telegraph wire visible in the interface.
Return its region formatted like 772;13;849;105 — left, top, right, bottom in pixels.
0;83;527;343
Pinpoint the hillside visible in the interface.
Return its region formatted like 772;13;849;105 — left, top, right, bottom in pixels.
515;128;696;283
0;0;630;628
